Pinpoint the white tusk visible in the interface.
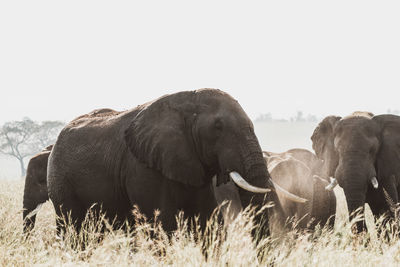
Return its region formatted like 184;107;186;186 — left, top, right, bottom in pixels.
229;172;271;193
270;179;308;203
325;177;338;191
371;177;379;189
267;160;281;173
229;172;308;203
313;175;329;185
25;203;44;219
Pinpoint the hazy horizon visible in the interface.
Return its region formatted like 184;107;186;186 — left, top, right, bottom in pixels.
1;1;399;125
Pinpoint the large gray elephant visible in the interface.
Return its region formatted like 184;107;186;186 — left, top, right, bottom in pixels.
264;149;336;230
311;112;400;232
23;145;52;232
47;89;305;235
214;148;335;231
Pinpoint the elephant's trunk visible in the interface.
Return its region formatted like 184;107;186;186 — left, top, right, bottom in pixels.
346;195;367;233
23;197;39;233
338;158;370;233
23;180;48;233
236;135;285;236
237;135;272;206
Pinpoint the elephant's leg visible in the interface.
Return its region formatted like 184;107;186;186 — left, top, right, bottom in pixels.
126;171;180;234
53;196;86;237
192;184;220;230
326;191;337;230
381;179;399;234
367;182;397;237
327;204;337;229
370;180;398;217
212;180;242;224
382;176;399;216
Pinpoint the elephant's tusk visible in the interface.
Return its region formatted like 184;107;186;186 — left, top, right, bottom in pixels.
264;154;311;174
229;172;271;193
267;160;281;173
270;179;308;203
313;175;329;185
25;203;44;219
325;177;338;191
371;177;379;189
229;172;308;203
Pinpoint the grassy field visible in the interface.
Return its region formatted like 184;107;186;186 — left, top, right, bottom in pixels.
1;179;400;266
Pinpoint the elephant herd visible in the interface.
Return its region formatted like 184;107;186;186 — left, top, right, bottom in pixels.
22;89;400;239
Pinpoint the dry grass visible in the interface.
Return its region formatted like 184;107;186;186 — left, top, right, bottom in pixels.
1;180;400;266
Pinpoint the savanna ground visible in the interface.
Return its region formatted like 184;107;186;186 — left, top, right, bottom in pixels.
1;179;400;266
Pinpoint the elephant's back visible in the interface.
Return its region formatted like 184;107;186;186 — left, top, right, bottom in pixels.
286;148;319;168
47;107;141;208
56;107;143;145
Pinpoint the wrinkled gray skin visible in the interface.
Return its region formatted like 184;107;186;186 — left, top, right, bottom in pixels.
311;112;400;232
214;149;336;231
264;149;336;230
48;89;282;235
23;145;53;233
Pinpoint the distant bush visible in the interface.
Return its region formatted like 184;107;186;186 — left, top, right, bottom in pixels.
255;111;319;123
387;109;400;115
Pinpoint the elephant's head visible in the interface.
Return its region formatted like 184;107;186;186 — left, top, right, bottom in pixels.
311;112;400;232
23;145;53;232
125;89;305;228
311;115;342;179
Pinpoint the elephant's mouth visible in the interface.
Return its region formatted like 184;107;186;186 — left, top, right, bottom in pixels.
216;171;230;186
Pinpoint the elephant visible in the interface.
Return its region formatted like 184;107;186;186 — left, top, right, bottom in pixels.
264;148;336;230
214;148;336;231
47;89;306;235
23;145;53;232
311;111;400;232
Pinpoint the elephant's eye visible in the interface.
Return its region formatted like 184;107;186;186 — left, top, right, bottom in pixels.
369;144;378;155
248;126;254;134
214;119;223;131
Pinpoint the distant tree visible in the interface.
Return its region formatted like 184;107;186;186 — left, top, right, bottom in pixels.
306;114;318;122
254;111;318;123
255;113;273;122
0;118;64;177
34;120;65;148
291;111;305;122
387;109;400;115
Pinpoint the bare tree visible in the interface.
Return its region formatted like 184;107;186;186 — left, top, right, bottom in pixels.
0;118;64;177
34;120;65;148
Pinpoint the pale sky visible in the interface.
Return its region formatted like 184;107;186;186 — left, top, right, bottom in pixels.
1;1;399;124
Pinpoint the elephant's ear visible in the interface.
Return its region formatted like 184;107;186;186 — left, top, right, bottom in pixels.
311;116;341;159
125;92;206;186
373;115;400;186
